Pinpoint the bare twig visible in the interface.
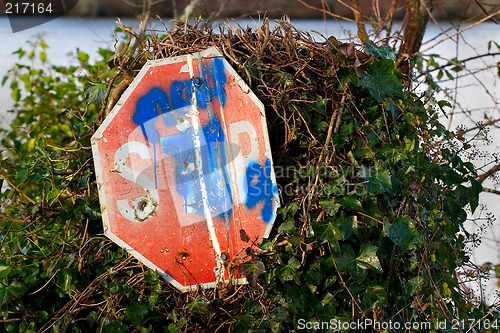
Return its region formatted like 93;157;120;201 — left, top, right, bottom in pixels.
296;0;355;22
420;9;500;54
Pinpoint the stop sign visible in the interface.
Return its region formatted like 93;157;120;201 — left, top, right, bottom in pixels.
91;47;280;291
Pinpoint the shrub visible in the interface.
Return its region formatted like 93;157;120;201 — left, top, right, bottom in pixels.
1;20;496;332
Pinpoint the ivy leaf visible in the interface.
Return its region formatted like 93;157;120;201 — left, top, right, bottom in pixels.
15;167;28;184
316;292;337;322
384;217;419;250
320;200;341;216
276;257;301;283
446;198;466;224
405;276;425;295
0;280;27;305
11;84;21;103
357;243;382;274
312;221;340;243
312;221;340;252
0;266;12;279
336;196;362;211
57;269;74;293
304;261;323;285
240;258;266;286
126;303;150;326
362;283;387;312
364;41;396;60
102;320;130;333
437;99;452;112
85;83;107;105
358;167;392;194
378;146;405;163
358;60;404;101
278;219;296;233
338;215;358;240
469;178;482;213
336;244;381;282
234;314;256;331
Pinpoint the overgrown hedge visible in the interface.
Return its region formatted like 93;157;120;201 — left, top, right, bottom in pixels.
1;19;498;332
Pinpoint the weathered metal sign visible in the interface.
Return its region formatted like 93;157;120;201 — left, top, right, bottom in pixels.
91;47;279;291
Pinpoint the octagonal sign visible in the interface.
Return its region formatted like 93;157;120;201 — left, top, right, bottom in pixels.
91;47;280;292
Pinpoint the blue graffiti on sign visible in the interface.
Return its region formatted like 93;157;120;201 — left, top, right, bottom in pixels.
133;87;173;188
132;58;232;220
131;56;275;224
160;115;232;219
245;159;278;223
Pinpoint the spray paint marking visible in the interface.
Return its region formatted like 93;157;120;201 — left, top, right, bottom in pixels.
245;159;278;223
128;56;276;225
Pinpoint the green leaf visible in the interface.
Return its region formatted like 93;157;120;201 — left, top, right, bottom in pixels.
276;257;301;283
278;219;296;233
358;59;404;101
234;314;256;332
304;261;323;285
78;51;90;64
338;215;357;240
378;146;405;163
446;199;466;224
469;177;482;213
445;171;462;185
0;280;28;305
40;51;47;64
319;200;341;216
364;41;396;60
57;269;73;292
336;244;381;282
312;220;340;245
405;276;425;295
362;283;387;311
125;303;149;326
495;264;500;278
0;266;12;279
358;167;392;193
85;83;107;105
336;196;362;211
102;320;130;333
12;47;26;59
384;217;419;249
280;202;299;218
316;293;337;322
15;167;28;184
357;243;382;273
38;310;49;321
437;99;452;111
11;85;20;103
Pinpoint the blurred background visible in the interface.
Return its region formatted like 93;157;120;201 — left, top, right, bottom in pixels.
54;0;500;20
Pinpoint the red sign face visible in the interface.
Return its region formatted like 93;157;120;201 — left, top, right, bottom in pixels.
92;47;279;291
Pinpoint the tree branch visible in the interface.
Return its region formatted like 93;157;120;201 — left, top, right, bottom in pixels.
482;187;500;195
350;0;369;41
397;0;433;75
418;52;500;78
477;164;500;184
